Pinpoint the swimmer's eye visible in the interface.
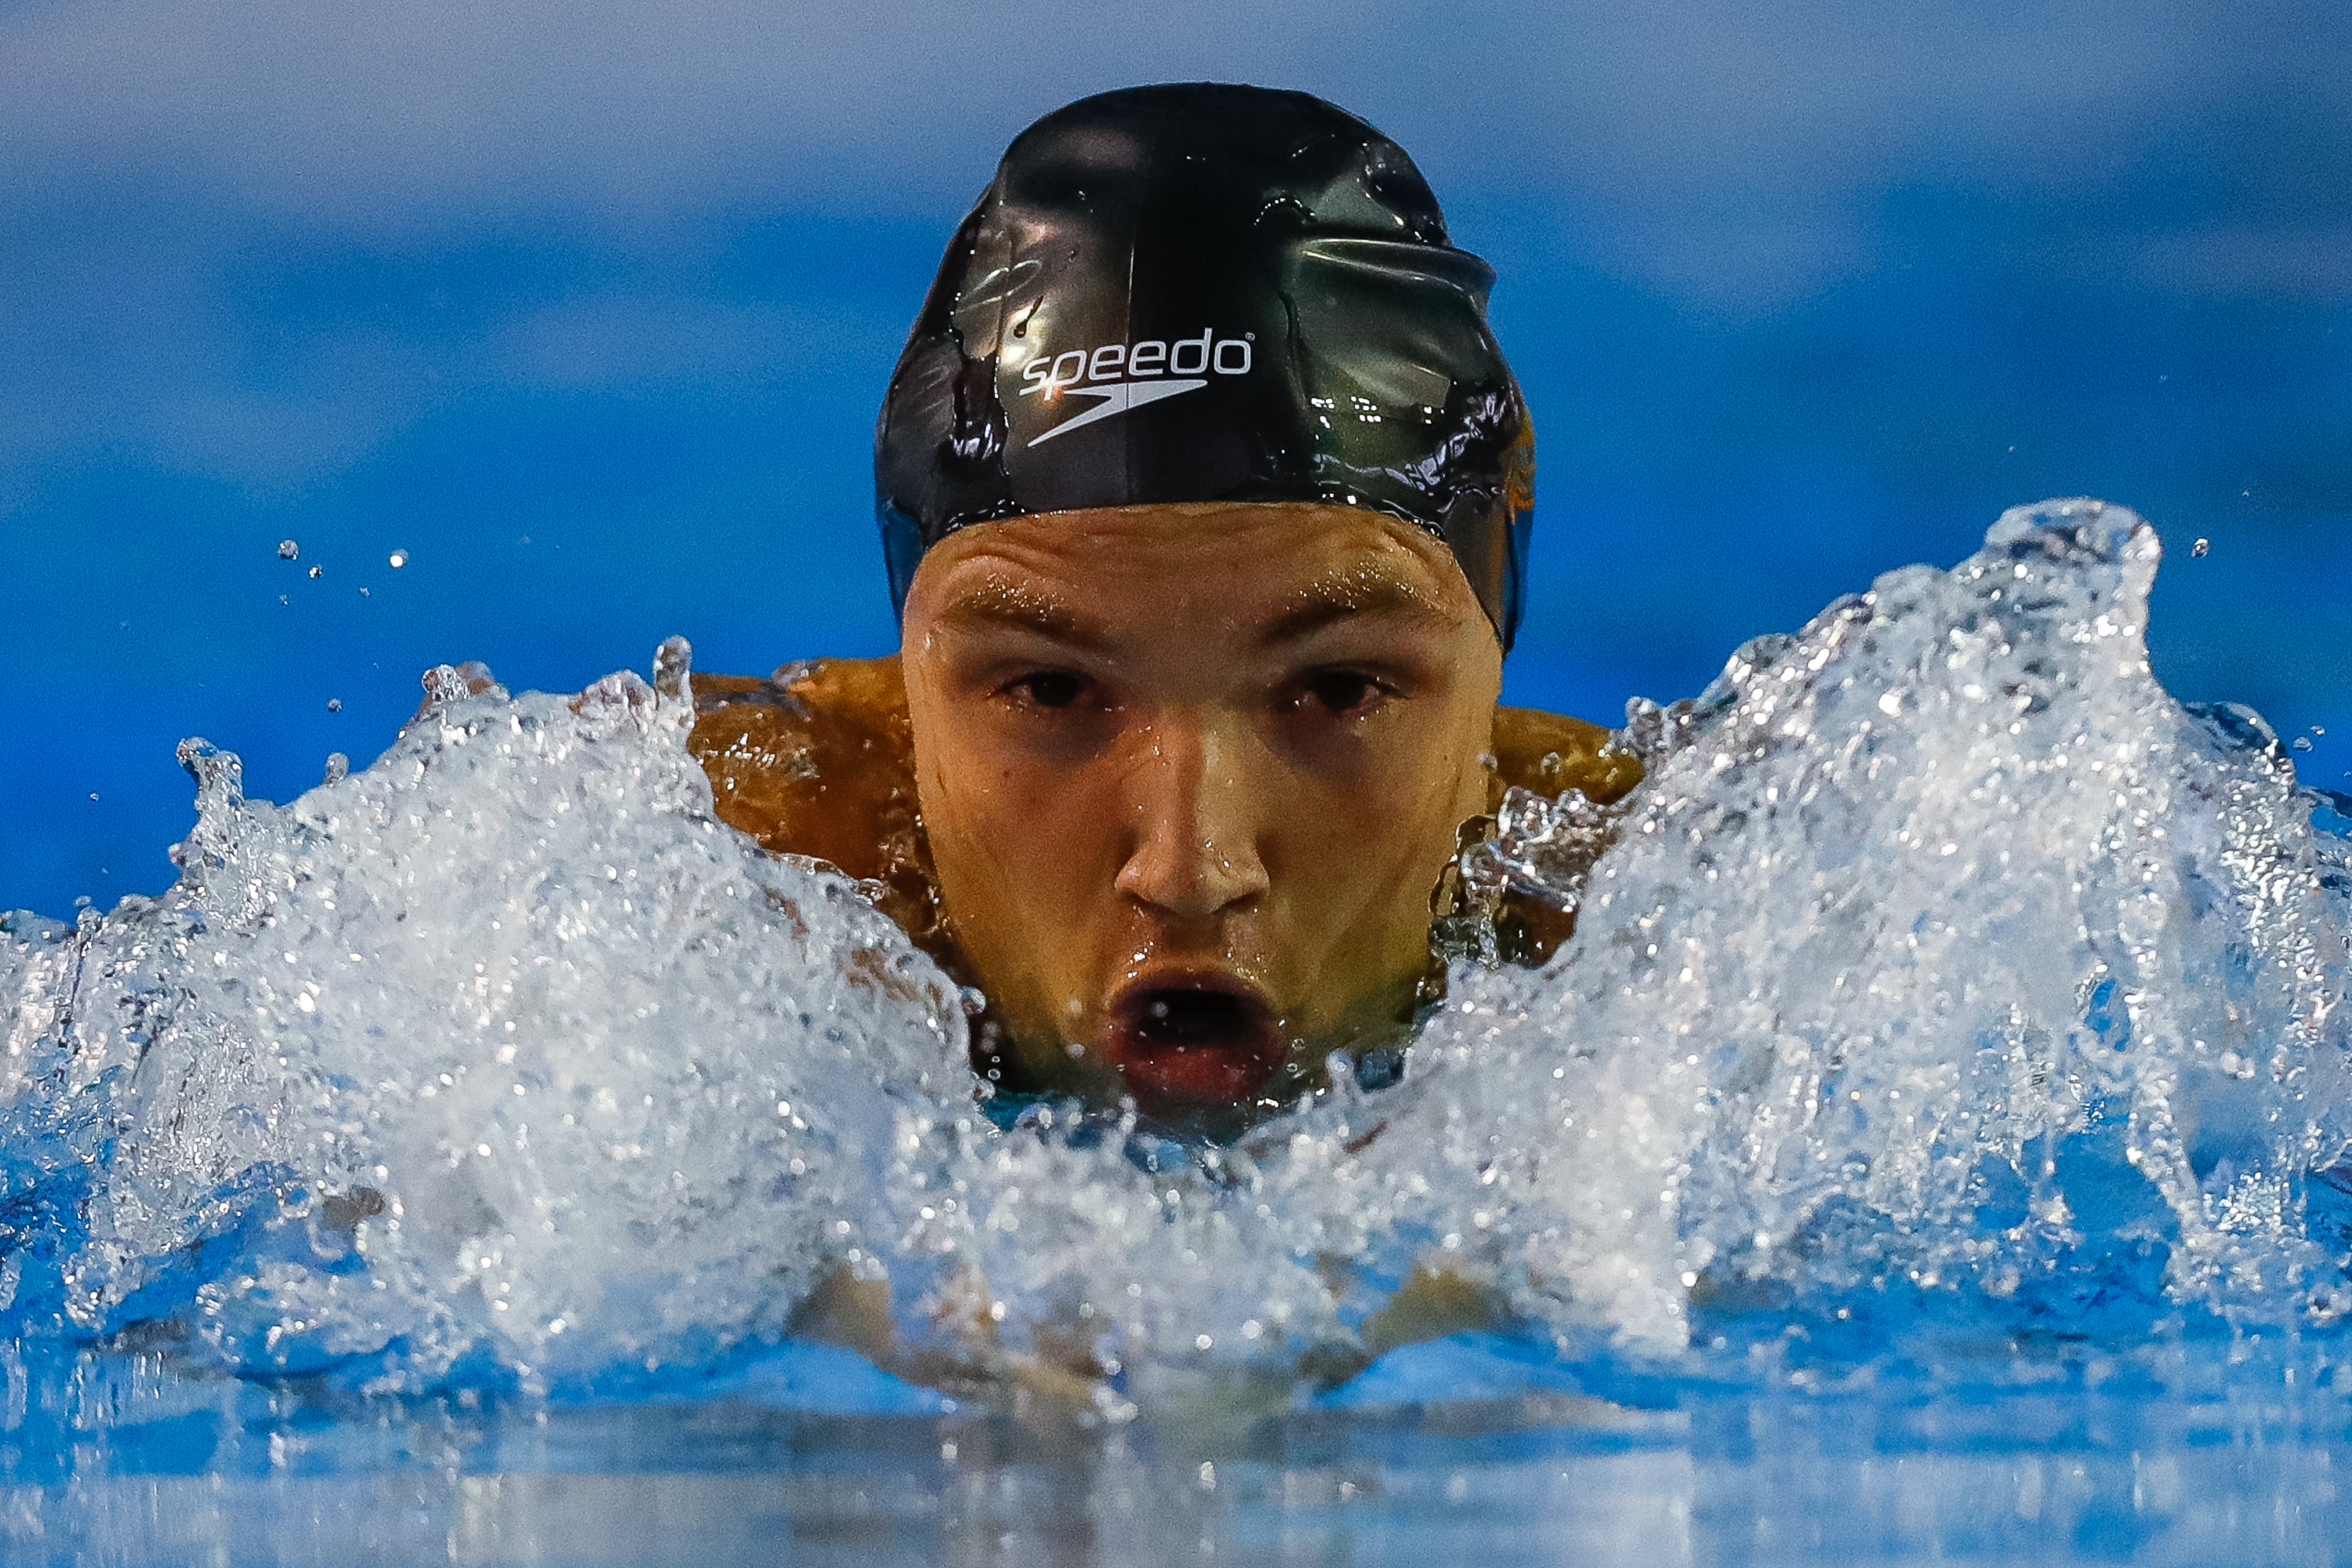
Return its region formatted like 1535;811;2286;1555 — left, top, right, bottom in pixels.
1009;670;1087;709
1298;670;1388;717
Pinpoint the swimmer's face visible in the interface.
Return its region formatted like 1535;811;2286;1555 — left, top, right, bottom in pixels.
900;503;1501;1130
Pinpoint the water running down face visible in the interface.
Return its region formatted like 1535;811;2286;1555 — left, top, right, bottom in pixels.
900;501;1503;1126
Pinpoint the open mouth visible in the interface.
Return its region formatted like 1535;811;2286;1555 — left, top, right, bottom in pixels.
1105;980;1285;1114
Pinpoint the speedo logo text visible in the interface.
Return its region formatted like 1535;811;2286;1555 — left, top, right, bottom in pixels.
1015;330;1253;447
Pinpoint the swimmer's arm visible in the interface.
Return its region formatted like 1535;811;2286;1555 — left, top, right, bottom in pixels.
787;1261;1110;1410
786;1247;1505;1417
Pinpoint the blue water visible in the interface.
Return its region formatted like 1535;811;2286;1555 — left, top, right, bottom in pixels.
3;504;2349;1564
5;1334;2348;1564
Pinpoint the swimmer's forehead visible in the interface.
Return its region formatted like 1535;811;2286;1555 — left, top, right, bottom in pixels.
911;503;1475;648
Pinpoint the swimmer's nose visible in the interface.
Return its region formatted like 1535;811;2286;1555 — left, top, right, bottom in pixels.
1114;710;1272;920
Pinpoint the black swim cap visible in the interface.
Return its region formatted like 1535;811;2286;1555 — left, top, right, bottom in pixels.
874;83;1534;648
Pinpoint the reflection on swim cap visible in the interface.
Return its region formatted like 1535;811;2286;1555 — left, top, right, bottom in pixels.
874;83;1534;649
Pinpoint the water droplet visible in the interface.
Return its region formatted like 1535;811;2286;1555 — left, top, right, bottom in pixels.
326;698;342;712
2312;726;2326;737
321;752;349;785
87;792;99;802
308;564;322;579
2191;537;2209;557
277;539;299;561
2293;736;2314;752
388;549;408;568
651;635;692;710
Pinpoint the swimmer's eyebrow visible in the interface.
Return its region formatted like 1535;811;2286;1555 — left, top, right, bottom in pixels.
1258;574;1455;647
935;583;1112;650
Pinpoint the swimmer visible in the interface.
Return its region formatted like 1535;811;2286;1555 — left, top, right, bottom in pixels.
691;84;1641;1139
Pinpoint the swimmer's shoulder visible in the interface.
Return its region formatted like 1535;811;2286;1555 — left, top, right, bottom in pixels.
685;669;1638;967
688;670;1646;860
1485;706;1642;967
688;655;917;887
1491;705;1643;805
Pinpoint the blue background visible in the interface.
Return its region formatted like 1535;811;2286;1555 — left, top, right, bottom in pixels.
3;0;2347;915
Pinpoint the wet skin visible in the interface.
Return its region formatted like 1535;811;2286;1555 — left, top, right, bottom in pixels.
687;503;1643;1129
896;503;1503;1127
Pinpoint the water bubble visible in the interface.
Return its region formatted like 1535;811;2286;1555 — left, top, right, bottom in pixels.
389;550;408;569
2191;537;2210;557
277;539;299;561
308;564;323;579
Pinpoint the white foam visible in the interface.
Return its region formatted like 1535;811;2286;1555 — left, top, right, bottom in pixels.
1321;499;2352;1350
5;641;971;1392
4;503;2347;1405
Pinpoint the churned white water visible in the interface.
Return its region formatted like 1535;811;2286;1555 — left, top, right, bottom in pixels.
0;647;971;1396
3;499;2347;1414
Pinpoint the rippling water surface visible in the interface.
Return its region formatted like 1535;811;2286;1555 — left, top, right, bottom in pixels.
4;500;2348;1564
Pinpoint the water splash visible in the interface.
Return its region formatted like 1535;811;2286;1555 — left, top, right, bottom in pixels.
3;639;971;1394
3;502;2347;1410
